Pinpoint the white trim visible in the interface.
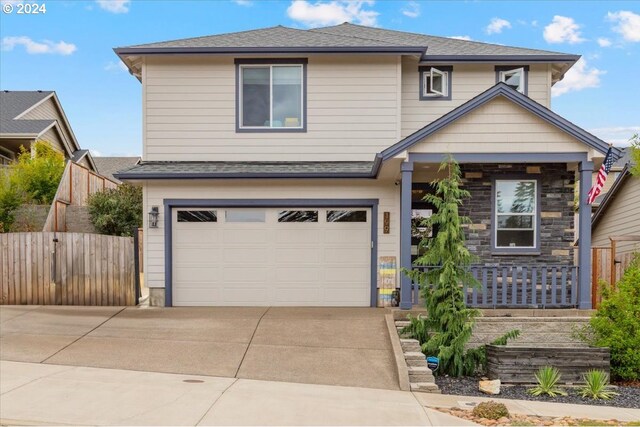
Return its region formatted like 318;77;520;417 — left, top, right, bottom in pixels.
499;67;525;93
238;64;304;130
494;179;537;249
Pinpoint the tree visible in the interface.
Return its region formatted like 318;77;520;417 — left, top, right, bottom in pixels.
11;141;65;204
87;184;142;236
629;134;639;177
404;156;480;376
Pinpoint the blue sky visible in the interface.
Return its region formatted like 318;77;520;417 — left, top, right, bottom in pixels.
1;0;638;156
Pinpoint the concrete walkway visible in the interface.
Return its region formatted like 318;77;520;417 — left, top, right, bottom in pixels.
0;361;471;426
0;305;398;390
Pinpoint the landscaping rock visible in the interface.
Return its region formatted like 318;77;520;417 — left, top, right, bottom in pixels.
479;379;501;395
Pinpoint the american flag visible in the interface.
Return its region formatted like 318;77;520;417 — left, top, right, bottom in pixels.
587;147;615;205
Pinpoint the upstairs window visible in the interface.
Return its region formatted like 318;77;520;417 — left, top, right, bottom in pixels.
236;59;307;132
419;66;452;101
496;66;529;94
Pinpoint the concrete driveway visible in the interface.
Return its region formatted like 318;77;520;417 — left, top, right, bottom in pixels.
0;305;399;390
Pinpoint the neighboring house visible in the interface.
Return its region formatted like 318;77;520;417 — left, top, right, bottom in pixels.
592;164;640;256
591;147;631;210
0;90;97;171
114;23;621;309
93;156;141;183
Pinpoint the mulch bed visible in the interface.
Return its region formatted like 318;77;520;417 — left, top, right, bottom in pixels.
436;407;635;426
435;376;640;409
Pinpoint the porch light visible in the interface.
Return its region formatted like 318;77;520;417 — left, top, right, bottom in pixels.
148;206;159;228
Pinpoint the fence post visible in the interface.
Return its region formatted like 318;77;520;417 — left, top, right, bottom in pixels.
133;226;141;304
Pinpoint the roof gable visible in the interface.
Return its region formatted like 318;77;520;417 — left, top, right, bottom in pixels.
0;91;54;135
380;83;620;161
591;164;634;229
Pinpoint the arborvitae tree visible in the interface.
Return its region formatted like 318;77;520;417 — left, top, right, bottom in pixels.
405;156;480;376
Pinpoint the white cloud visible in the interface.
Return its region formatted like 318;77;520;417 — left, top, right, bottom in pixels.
485;18;511;35
105;61;128;72
90;149;103;157
1;36;77;55
543;16;586;44
449;35;472;41
607;10;640;42
95;0;130;14
286;0;379;27
551;58;605;97
233;0;252;6
588;126;640;146
401;1;419;18
597;37;612;47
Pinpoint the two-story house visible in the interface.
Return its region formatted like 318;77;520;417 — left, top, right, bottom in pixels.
0;90;97;170
115;24;621;309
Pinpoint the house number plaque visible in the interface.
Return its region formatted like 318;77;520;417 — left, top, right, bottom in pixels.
383;212;390;234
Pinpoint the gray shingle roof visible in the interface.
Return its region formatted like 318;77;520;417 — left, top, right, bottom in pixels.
115;161;375;179
0;90;54;135
93;156;141;183
117;23;574;59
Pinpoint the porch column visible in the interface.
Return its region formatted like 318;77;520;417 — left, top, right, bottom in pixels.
578;160;594;309
400;161;414;310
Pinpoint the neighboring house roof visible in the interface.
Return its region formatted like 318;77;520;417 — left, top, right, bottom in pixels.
115;23;578;81
0;90;55;135
379;82;621;161
114;160;375;180
94;156;141;183
71;149;98;172
591;164;633;229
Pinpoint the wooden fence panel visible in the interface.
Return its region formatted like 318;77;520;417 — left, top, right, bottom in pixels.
0;232;136;306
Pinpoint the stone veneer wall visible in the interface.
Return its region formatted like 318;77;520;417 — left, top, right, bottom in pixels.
459;163;575;265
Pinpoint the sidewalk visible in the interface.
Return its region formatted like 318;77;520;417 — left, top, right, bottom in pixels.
1;361;637;426
0;361;471;426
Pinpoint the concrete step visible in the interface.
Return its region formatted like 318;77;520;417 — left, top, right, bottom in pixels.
401;342;422;351
395;321;411;328
400;339;420;345
403;352;426;361
408;367;435;383
406;358;428;367
410;382;440;393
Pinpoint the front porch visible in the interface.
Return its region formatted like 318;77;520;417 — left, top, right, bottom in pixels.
398;153;594;310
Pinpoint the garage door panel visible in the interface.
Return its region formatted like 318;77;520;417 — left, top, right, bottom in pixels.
275;267;322;282
172;206;371;307
173;247;222;264
223;229;269;244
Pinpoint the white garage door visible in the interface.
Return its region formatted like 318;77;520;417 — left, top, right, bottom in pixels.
172;207;372;306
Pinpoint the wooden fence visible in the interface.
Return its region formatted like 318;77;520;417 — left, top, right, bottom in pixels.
0;232;136;306
591;235;640;308
43;161;118;232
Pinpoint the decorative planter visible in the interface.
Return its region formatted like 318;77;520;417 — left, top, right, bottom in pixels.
486;345;610;384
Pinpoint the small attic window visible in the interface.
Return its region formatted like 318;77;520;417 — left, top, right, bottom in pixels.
496;65;529;95
419;66;453;101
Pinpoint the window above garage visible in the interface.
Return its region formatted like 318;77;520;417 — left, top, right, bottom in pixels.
419;66;453;101
236;58;307;133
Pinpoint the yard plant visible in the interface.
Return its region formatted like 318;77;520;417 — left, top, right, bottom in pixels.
528;366;567;397
579;369;618;400
581;253;640;381
404;156;480;377
87;183;142;236
0;141;64;232
471;401;509;420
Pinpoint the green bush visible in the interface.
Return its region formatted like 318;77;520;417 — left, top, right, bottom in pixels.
528;366;567;397
579;369;618;400
0;170;22;232
12;142;65;204
88;184;142;236
587;254;640;381
400;314;430;344
471;401;509;420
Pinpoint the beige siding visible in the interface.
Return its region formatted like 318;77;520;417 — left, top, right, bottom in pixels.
143;179;399;289
592;176;640;256
39;127;66;155
401;57;551;138
144;55;400;161
21;97;74;155
407;97;587;154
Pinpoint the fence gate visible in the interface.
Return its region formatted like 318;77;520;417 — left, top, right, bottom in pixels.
0;232;136;306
